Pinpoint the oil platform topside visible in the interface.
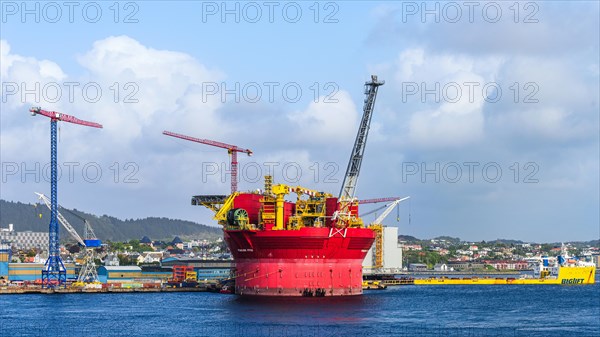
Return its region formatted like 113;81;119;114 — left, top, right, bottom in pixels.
187;75;386;296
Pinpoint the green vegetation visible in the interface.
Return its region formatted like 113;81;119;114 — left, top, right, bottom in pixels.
404;250;448;269
0;199;222;242
107;240;154;253
432;236;461;245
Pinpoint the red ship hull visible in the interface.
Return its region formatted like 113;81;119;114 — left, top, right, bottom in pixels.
225;227;375;296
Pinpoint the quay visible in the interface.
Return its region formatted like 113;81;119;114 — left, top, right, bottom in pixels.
0;286;211;295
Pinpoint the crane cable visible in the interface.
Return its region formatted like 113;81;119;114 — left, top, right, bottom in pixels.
59;206;86;222
409;198;412;224
33;202;44;219
359;203;389;218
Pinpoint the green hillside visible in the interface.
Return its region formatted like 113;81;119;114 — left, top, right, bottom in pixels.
0;199;222;242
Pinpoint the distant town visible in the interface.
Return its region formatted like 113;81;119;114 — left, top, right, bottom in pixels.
2;223;599;276
399;236;600;272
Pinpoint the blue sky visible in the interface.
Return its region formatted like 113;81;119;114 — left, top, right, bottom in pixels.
1;1;598;242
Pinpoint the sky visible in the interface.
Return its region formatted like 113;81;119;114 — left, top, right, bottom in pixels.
0;1;598;242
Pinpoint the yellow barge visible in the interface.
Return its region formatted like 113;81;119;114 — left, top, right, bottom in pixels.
416;250;596;285
415;267;595;285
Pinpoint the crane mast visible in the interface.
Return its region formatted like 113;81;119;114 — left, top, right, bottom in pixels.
30;107;102;288
339;75;384;201
335;76;384;227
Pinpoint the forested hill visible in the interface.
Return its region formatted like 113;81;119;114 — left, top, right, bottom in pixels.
0;199;222;242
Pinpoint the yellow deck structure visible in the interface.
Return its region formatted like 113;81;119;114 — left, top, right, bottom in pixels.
414;266;596;285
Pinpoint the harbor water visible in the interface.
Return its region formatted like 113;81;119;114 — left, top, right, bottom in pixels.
1;282;599;337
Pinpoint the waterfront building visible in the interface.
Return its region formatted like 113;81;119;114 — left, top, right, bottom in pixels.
7;263;76;281
161;257;231;280
97;266;142;283
0;225;49;250
434;263;449;271
408;263;428;272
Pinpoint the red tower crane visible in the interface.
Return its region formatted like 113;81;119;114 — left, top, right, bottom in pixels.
163;130;253;193
31;108;102;128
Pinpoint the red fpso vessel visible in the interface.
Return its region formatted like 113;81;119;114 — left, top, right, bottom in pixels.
226;192;374;296
226;228;374;296
188;75;385;296
194;187;375;297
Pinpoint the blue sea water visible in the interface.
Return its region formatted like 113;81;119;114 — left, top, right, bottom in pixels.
1;283;599;337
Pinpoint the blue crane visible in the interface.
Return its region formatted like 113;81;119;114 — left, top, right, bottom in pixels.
30;107;102;288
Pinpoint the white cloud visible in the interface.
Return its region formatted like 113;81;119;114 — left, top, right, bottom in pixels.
484;56;599;144
386;48;502;148
1;37;228;163
1;2;598;242
288;90;358;145
74;35;226;146
1;39;66;111
368;2;599;57
0;36;367;224
0;37;233;221
365;9;598;240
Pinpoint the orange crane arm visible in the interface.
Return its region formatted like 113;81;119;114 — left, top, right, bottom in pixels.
30;107;103;128
162;130;252;193
162;130;252;155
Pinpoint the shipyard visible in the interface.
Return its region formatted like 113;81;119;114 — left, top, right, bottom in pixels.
1;1;599;336
3;79;595;296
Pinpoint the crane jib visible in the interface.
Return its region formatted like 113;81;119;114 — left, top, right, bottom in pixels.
163;130;252;193
339;75;384;200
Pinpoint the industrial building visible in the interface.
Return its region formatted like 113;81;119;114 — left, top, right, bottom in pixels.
0;224;49;250
363;226;403;274
161;257;232;280
446;262;486;271
7;263;76;281
97;265;201;283
434;263;450;271
0;244;10;279
140;265;173;281
97;266;142;283
408;263;427;272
